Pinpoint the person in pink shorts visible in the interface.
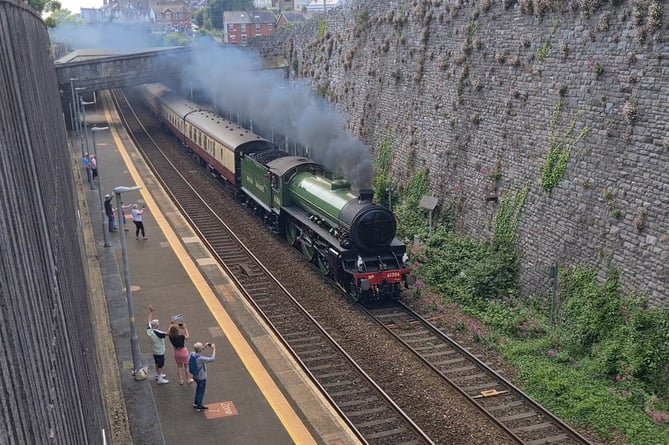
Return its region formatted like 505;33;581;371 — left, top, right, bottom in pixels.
168;322;194;384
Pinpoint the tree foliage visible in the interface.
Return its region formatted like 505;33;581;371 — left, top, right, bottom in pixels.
28;0;48;14
207;0;255;29
192;8;210;29
44;8;82;27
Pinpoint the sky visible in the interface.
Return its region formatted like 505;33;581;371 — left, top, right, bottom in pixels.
60;0;103;14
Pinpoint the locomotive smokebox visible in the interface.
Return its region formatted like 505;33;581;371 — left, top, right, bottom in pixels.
358;189;374;203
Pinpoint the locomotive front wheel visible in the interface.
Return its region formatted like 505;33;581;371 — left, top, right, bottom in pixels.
317;254;331;277
348;281;360;302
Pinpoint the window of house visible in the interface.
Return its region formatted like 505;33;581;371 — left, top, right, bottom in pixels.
268;24;273;31
241;24;246;32
230;35;236;43
255;23;260;32
242;35;247;43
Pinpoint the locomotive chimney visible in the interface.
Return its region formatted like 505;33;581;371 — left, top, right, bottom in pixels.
358;189;374;203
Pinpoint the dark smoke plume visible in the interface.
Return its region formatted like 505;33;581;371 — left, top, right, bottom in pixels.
182;39;374;188
51;24;374;187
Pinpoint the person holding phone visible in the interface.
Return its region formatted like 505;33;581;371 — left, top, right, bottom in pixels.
147;305;169;384
131;203;147;240
168;321;192;384
191;342;216;411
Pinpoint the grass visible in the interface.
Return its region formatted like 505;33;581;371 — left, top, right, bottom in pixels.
500;337;669;444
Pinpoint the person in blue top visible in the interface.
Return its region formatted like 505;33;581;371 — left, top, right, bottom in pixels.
191;342;216;411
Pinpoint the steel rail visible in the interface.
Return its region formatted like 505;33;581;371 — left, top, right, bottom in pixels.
110;89;434;445
364;302;593;445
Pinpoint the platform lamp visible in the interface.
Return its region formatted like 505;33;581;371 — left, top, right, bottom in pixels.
81;98;96;189
114;185;147;381
91;126;110;247
74;86;86;136
69;78;80;134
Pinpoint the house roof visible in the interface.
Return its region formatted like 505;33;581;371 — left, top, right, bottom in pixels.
146;0;189;13
306;0;343;11
223;10;276;25
278;11;311;24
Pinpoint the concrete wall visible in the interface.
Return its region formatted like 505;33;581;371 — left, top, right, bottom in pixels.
0;0;108;442
251;0;669;307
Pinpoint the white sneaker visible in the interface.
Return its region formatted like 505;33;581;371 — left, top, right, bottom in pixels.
157;377;170;384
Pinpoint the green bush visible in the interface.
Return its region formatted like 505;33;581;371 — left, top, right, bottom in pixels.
556;267;669;397
418;229;521;305
501;338;669;444
557;268;624;356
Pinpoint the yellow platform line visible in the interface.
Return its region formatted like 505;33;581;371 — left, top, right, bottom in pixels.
102;97;317;445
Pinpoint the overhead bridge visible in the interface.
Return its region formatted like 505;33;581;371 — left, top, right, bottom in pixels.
55;46;190;92
54;45;287;130
55;46;191;129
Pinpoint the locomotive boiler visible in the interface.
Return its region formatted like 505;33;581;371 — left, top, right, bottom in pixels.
140;83;415;301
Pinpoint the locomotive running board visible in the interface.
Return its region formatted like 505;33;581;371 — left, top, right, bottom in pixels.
280;205;346;253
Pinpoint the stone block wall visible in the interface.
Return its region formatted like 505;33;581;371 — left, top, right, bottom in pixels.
251;0;668;307
0;0;108;442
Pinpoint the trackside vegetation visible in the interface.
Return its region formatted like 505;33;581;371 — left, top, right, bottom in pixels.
382;171;669;444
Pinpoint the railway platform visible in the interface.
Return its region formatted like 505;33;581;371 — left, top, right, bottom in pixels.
74;95;361;445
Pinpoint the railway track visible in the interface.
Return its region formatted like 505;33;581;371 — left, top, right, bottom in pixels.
111;89;434;444
365;302;592;445
109;87;594;445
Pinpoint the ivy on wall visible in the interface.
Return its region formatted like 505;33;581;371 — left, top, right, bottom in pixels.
540;99;590;192
495;185;530;245
373;135;394;207
394;170;430;239
318;20;327;39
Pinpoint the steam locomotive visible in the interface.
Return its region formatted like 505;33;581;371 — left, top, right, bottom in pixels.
140;83;415;302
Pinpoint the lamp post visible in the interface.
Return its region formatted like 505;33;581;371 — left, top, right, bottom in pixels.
114;185;145;379
69;78;78;133
91;126;110;247
75;87;86;136
80;99;96;189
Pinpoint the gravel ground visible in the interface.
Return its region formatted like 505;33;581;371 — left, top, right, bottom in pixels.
166;157;518;444
132;96;601;444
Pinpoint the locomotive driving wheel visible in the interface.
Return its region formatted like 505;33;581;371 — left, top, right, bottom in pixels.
317;253;331;277
300;242;316;262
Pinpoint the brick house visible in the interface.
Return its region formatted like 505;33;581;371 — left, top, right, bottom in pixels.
147;0;192;33
223;10;276;45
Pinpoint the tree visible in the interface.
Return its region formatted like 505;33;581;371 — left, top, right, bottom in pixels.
192;7;211;30
206;0;254;30
209;0;225;29
44;8;83;28
27;0;49;14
